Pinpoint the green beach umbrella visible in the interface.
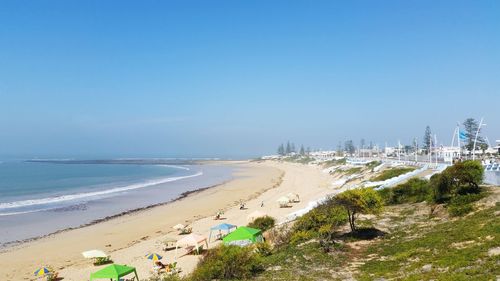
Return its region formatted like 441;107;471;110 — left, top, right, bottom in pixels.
222;226;263;245
145;253;162;261
89;264;139;281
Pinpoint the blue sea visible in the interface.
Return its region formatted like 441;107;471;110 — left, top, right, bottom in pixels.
0;160;234;246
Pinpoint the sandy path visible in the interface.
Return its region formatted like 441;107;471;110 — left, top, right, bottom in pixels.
0;161;335;281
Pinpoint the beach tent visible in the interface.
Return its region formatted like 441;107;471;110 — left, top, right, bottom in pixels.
175;233;208;259
247;210;267;222
277;196;291;208
287;193;300;203
223;226;263;246
208;223;237;242
82;250;108;259
89;264;139;281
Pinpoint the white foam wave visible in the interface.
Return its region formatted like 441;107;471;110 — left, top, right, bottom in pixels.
161;165;191;171
0;171;203;211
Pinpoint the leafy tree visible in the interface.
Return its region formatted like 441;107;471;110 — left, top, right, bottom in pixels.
306;146;311;155
277;144;285;156
345;140;355;155
334;188;383;232
423;126;432;154
285;141;291;155
463;118;486;152
404;145;413;154
299;145;305;156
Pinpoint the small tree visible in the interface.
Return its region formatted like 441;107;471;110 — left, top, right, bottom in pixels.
345;140;355;155
277;144;285;156
334;188;383;232
299;145;305;156
285;141;291;155
423;126;432;154
429;160;484;203
463;118;487;153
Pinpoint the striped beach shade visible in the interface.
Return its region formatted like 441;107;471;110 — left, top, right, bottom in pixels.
34;267;50;277
146;253;163;261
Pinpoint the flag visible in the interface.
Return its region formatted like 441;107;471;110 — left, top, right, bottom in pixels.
459;130;467;141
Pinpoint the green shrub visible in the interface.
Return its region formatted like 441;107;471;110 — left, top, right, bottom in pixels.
370;167;416;182
366;161;381;170
293;197;347;234
190;245;263;281
382;178;431;205
290;230;315;244
429;160;484;204
344;167;362;175
254;242;272;257
323;158;346;167
429;172;453;203
448;203;474;217
247;216;276;232
447;193;486;217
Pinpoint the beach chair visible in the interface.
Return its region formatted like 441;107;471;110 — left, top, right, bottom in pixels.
179;226;192;235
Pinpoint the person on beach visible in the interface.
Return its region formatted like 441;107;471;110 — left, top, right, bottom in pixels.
260;201;264;207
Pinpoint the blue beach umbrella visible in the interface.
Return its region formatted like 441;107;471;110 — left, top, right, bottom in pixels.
34;267;51;277
146;253;163;261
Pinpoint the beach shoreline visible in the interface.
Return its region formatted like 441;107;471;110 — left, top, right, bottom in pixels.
0;179;231;251
0;160;335;281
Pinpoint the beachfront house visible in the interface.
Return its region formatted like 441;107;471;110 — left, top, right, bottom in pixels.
436;146;461;163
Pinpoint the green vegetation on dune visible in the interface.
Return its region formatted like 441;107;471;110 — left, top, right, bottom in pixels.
322;158;346;168
343;167;362;175
150;160;497;281
370;167;416;182
255;241;347;280
358;204;500;280
365;161;381;169
247;216;275;232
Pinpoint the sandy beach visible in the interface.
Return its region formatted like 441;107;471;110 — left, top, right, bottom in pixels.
0;161;337;281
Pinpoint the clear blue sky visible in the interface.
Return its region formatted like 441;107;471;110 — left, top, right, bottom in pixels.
1;1;499;158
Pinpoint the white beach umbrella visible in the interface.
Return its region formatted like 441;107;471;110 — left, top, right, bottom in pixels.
287;193;300;202
277;196;290;203
82;250;108;259
172;223;185;230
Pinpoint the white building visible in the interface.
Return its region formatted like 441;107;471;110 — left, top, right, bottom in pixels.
436;146;461;163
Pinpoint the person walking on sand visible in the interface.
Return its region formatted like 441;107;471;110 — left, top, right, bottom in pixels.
260;201;264;207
